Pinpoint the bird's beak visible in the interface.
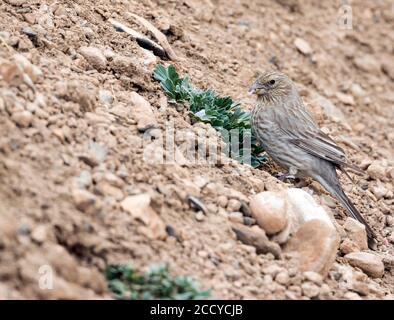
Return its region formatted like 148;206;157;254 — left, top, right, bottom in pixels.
248;80;261;95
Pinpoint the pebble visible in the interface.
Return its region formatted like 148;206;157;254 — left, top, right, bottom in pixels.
129;92;157;132
284;219;340;277
336;92;355;105
275;271;290;285
343;291;362;300
301;282;320;298
367;161;387;180
294;38;312;55
249;192;288;235
72;189;100;215
195;211;204;221
75;170;92;189
340;238;360;255
11;110;33;127
345;252;384;278
31;225;47;243
343;217;368;250
351;281;369;296
79;46;107;70
354;55;381;73
303;271;323;285
226;198;241;212
120;194;166;239
232;223;282;259
99;90;114;105
350;83;366;97
228;212;244;224
371;183;387;200
217;195;228;208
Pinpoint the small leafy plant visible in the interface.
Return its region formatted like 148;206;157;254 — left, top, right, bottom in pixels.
105;264;211;300
154;64;265;168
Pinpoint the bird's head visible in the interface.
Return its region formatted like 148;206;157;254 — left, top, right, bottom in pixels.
249;71;295;103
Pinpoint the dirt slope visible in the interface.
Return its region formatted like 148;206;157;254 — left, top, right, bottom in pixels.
0;0;393;299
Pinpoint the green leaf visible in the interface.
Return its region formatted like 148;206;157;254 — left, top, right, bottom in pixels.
153;64;266;167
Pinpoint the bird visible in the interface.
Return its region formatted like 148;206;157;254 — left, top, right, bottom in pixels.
249;70;377;249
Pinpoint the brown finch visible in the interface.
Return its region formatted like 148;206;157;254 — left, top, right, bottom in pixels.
249;71;376;249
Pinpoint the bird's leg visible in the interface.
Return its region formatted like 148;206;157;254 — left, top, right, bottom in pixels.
276;167;298;181
275;172;296;181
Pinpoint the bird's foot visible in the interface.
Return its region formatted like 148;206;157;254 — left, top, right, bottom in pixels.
275;172;296;182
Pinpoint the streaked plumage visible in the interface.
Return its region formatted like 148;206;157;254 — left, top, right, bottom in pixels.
250;71;376;248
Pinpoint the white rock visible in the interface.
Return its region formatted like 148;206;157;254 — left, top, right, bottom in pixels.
294;38;312;55
121;193;166;239
79;46;107;70
343;217;368;250
367;161;387;180
11;110;33;127
301;281;320;298
249;192;288;235
99;90;114;105
285;188;334;228
285;219;340;277
354;55;380;73
345;252;385;278
371;184;387;199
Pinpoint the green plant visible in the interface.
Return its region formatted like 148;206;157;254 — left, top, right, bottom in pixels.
154;64;266;168
105;264;211;300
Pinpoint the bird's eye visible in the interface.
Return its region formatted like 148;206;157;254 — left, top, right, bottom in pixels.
269;79;276;85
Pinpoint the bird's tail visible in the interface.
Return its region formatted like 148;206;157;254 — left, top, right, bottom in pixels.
315;171;377;250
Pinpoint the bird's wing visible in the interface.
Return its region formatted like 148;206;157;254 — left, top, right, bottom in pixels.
284;127;363;174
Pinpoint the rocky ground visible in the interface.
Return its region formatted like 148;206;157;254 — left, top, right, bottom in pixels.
0;0;393;299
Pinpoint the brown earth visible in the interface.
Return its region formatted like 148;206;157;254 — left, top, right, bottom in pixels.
0;0;393;299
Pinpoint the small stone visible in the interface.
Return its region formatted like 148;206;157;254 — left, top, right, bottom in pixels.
243;217;256;226
275;271;290;285
141;48;157;65
217;195;228;208
343;291;362;300
249;192;288;235
72;189;100;215
367;161;386;180
345;252;384;278
340;238;360;255
354;55;380;73
228;212;244;224
303;271;323;285
301;282;320;298
350;83;366;97
284;220;340;277
343;217;368;250
31;225;47;243
79;46;107;70
195;211;204;221
97;182;123;200
371;184;387;200
336;92;355;105
75;170;92;189
129;92;157;132
232;223;282;259
11;110;33;127
226;198;241;212
99;90;114;105
121;194;166;239
351;281;369;296
294;38;312;55
262;264;284;276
